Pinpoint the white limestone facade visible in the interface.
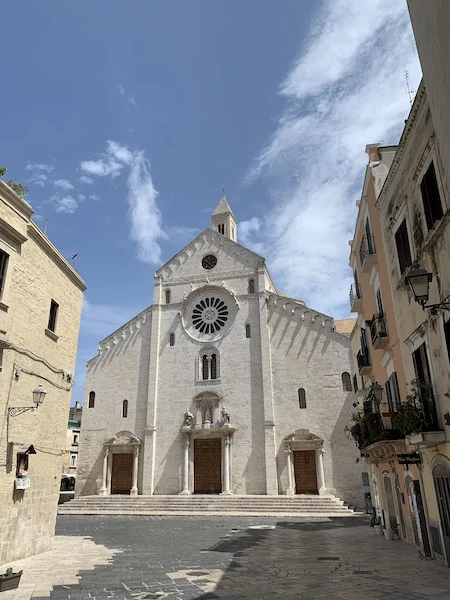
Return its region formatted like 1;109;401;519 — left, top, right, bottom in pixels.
76;198;363;506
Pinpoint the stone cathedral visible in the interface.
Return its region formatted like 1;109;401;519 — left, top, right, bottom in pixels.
76;197;362;505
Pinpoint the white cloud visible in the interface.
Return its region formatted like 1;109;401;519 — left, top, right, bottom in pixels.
54;179;74;191
81;297;140;338
25;163;54;187
238;218;266;255
80;141;166;263
128;96;138;108
52;195;79;214
118;83;137;108
80;175;94;184
118;84;125;96
89;193;100;201
245;0;421;317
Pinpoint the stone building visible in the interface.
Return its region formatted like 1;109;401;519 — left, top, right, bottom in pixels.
76;197;363;507
62;402;82;478
0;180;85;564
376;81;450;564
348;140;429;554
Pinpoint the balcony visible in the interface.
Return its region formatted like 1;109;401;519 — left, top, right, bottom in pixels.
351;411;404;451
357;348;371;375
349;283;362;312
368;313;389;350
359;234;376;273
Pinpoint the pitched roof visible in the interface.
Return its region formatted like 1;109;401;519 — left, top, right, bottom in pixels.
212;195;235;218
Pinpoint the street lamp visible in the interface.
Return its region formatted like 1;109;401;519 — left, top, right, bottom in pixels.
8;385;47;417
405;263;450;312
371;382;383;403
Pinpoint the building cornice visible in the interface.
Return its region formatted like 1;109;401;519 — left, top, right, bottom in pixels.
0;216;28;245
0;180;34;220
27;224;86;292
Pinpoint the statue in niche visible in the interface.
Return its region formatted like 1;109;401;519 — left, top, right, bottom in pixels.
204;406;213;423
221;407;230;424
183;411;194;426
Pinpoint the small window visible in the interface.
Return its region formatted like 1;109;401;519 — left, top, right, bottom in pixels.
385;372;400;413
169;333;175;347
48;299;59;332
0;250;9;296
298;388;306;409
211;354;217;380
199;347;220;381
88;391;95;408
395;220;413;275
73;434;79;445
218;224;225;235
122;399;128;418
202;355;209;380
248;279;255;294
70;454;77;468
245;324;251;338
342;372;352;392
421;161;444;230
165;289;171;304
353;374;358;393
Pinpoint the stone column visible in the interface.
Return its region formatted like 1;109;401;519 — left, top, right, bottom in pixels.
316;448;327;495
179;437;191;495
130;447;139;496
221;437;231;495
99;448;109;496
285;449;294;496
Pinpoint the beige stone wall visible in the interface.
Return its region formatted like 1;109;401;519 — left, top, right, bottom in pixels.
0;181;85;565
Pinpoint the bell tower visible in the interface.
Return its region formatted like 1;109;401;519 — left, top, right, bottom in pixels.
211;193;237;242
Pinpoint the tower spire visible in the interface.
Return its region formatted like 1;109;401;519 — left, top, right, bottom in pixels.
211;192;237;242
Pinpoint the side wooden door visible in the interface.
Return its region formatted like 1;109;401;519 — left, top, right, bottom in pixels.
111;453;133;494
293;450;318;494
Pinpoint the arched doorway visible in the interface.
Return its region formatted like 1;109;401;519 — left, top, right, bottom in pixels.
99;431;142;496
433;462;450;562
383;472;397;530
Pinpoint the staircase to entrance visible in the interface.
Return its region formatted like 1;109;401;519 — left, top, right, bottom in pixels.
58;495;358;517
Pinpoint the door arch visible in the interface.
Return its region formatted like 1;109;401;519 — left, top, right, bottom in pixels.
383;472;397;530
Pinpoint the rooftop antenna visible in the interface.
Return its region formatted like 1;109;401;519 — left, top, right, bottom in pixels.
405;71;415;107
71;253;78;270
44;218;48;235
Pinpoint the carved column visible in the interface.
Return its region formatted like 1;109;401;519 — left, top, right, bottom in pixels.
99;448;109;496
221;436;231;494
285;448;294;496
316;448;327;495
130;447;139;496
180;437;191;494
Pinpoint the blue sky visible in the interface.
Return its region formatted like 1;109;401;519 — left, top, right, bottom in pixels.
2;1;421;404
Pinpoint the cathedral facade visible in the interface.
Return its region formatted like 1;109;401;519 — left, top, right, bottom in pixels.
76;198;362;506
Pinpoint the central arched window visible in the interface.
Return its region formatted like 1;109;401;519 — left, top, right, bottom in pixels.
199;347;220;381
245;324;251;338
342;372;352;392
165;289;171;304
122;399;128;418
248;279;255;294
298;388;306;409
88;391;95;408
169;333;175;347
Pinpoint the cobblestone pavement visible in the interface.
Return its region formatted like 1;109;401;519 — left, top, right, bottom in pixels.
2;516;450;600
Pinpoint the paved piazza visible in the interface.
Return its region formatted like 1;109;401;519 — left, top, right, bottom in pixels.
2;516;450;600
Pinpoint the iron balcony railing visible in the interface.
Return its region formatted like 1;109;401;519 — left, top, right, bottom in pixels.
357;348;371;372
349;283;362;308
359;234;376;266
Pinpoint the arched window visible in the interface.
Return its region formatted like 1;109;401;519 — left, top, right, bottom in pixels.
199;347;220;381
248;279;255;294
169;333;175;347
88;391;95;408
342;372;352;392
165;289;171;304
211;354;217;379
202;355;209;380
122;399;128;418
245;324;251;338
298;388;306;409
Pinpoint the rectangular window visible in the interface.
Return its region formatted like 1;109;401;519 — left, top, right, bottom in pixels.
420;161;444;230
444;318;450;363
48;299;59;332
385;372;400;412
218;224;225;235
70;454;77;468
376;288;384;316
395;220;413;275
0;250;9;296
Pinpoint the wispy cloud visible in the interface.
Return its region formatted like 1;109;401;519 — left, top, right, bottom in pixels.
51;195;79;214
80;141;165;263
89;193;100;201
238;218;265;255
245;0;421;317
25;163;54;187
118;83;138;109
54;179;74;191
80;175;94;184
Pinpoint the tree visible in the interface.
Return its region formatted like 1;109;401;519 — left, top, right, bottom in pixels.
0;165;29;198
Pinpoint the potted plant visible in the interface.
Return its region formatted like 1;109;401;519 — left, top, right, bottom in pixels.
0;567;23;591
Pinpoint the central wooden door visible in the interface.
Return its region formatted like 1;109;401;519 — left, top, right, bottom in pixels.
194;439;222;494
111;453;133;494
293;450;318;494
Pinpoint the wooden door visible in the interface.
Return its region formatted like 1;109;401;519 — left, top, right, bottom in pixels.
194;439;222;494
293;450;318;495
111;453;133;494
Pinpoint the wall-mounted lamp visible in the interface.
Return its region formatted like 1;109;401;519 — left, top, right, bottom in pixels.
8;385;47;417
405;263;450;313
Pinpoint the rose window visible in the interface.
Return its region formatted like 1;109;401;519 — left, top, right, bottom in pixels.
192;297;228;334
